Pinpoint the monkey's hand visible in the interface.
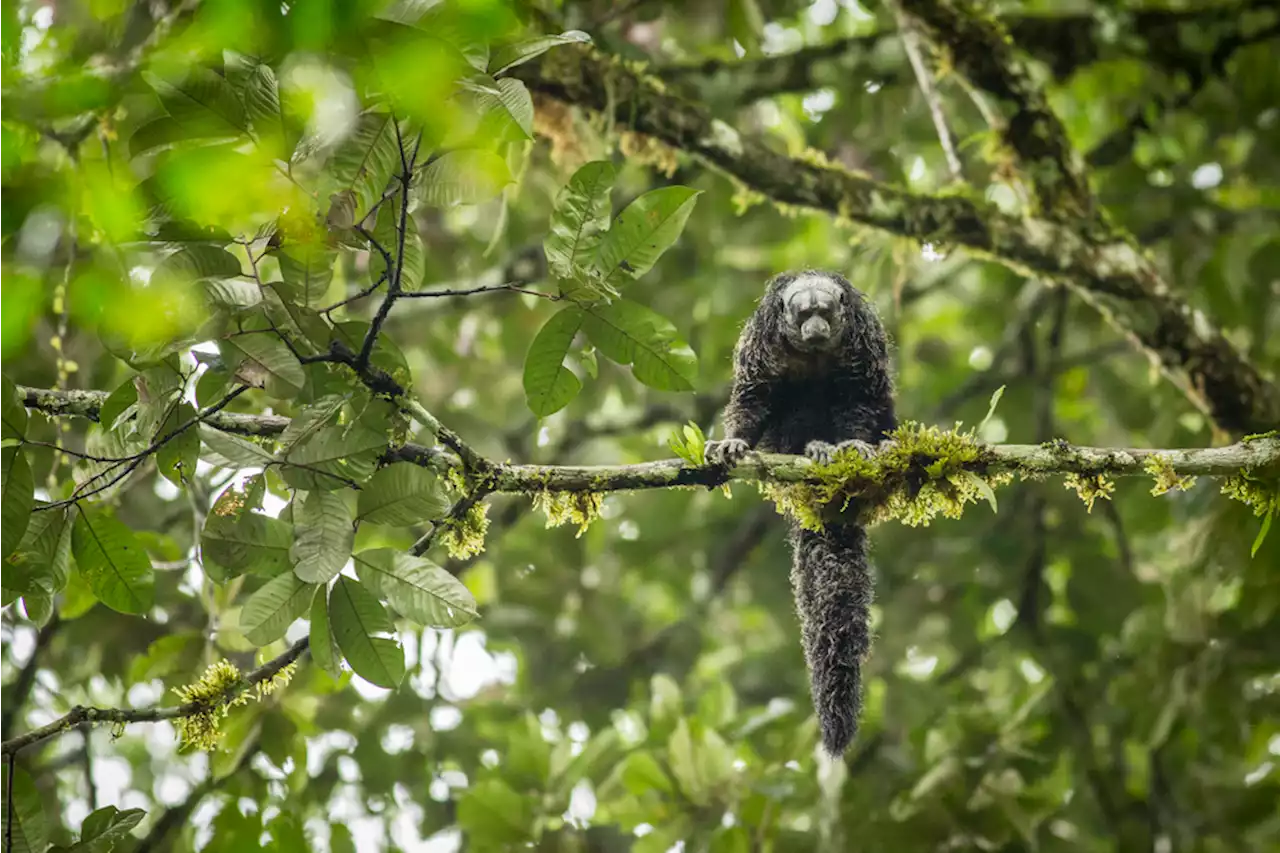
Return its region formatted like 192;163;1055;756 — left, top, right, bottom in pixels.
806;439;893;465
706;438;751;467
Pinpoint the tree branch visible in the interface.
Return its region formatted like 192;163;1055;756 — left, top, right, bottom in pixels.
660;5;1274;114
514;47;1280;435
20;386;1278;495
0;638;308;757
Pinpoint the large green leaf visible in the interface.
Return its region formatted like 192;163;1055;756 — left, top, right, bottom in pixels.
544;161;616;279
280;424;385;491
277;243;337;307
75;805;147;850
596;186;701;285
201;508;293;581
240;572;315;646
488;31;591;76
197;424;277;468
218;333;305;398
152;245;244;287
582;300;698;391
329;576;404;689
522;307;585;417
291;491;354;584
355;463;450;525
309;587;342;678
0;765;48;853
144;65;248;138
3;507;72;597
477;77;535;141
328;111;401;223
353;548;478;628
416;149;511;207
1;445;33;560
2;375;28;441
71;505;155;615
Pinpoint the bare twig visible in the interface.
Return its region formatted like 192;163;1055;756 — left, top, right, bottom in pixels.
890;2;962;181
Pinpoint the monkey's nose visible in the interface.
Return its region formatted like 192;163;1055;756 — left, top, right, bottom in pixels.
801;316;830;342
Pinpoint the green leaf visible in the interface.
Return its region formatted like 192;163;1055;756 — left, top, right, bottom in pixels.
279;395;347;451
668;421;707;466
197;424;277;467
2;376;29;440
328;111;401;223
960;470;999;514
219;333;305;398
291;491;354;584
280;424;385;491
416;149;511;207
353;548;478;627
596;186;701;285
152;245;244;286
98;380;138;432
155;403;201;487
240;572;315;646
582;299;698;391
355;463;450;525
456;779;532;845
978;384;1006;434
76;805;146;850
201;508;293;580
4;507;73;597
1252;510;1273;558
523;307;585;416
477;77;535;141
128;116;204;158
201;278;262;310
309;588;342;678
277;244;336;306
544;160;616;279
0;764;48;853
72;505;155;615
488;31;591;76
2;446;33;560
329;576;404;688
146;66;248;138
727;0;765;55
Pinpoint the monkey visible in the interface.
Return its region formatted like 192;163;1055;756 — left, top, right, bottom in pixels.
705;269;897;757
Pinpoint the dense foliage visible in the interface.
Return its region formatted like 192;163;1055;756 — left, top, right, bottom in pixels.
2;1;1278;851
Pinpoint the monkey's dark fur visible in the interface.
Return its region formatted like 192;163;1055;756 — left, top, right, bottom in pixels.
707;270;897;757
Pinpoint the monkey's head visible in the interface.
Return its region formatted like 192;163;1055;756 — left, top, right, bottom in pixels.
773;272;851;354
743;269;885;368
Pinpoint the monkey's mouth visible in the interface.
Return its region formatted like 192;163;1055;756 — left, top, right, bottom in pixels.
793;315;836;351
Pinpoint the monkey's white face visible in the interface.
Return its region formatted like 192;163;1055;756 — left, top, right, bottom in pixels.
779;274;847;353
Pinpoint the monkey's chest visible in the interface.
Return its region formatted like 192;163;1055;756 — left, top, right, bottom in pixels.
757;385;862;454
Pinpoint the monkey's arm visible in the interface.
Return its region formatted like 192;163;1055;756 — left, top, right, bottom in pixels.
706;377;771;466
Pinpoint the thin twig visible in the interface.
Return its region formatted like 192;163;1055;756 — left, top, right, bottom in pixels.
891;2;962;181
398;282;555;300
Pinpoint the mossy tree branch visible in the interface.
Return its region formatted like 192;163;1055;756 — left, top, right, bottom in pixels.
20;386;1278;495
514;47;1280;435
0;638;308;757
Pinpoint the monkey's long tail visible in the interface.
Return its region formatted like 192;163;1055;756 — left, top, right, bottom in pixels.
789;521;874;757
